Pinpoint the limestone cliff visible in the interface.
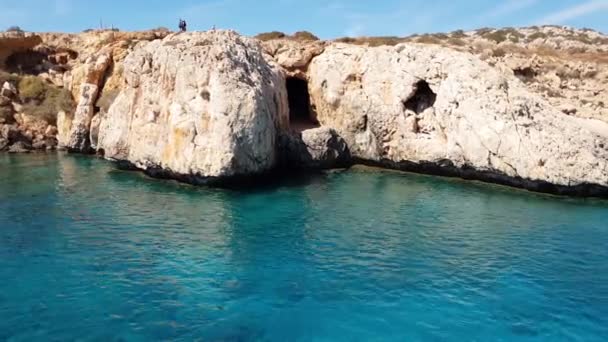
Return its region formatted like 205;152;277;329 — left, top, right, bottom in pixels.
1;26;608;196
307;43;608;195
96;31;288;182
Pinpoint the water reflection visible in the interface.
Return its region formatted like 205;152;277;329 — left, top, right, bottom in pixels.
1;154;607;340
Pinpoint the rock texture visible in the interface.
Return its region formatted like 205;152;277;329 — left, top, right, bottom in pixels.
307;43;608;195
62;51;113;152
0;32;42;69
96;30;288;182
2;26;608;196
280;127;350;169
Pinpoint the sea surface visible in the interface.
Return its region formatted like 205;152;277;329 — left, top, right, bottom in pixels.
1;153;607;341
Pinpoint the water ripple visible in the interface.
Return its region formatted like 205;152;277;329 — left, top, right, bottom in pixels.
1;154;607;341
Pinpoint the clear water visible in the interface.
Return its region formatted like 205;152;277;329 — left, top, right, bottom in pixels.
1;154;607;342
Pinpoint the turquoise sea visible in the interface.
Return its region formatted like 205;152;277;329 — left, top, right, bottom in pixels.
1;153;607;341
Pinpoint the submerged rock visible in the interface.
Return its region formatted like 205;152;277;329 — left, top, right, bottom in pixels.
7;141;32;153
97;30;288;183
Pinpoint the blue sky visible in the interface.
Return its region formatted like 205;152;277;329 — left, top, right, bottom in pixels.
1;0;607;38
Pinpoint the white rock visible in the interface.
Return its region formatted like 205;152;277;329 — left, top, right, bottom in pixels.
307;43;608;194
97;30;289;182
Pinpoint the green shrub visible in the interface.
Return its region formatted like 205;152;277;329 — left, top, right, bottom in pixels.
17;76;75;124
448;38;466;46
592;37;608;45
450;30;467;38
96;89;120;113
416;35;441;44
334;36;405;46
21;87;73;124
492;48;507;57
528;32;548;41
292;31;319;41
335;37;357;44
572;33;592;44
483;30;508;43
152;26;171;32
6;26;23;33
0;71;21;86
476;27;493;35
18;76;48;102
432;33;449;40
365;36;403;47
254;31;287;41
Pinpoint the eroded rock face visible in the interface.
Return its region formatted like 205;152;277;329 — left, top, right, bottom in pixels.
97;30;288;182
0;32;43;69
61;51;113;152
261;39;325;79
280;127;350;169
307;43;608;195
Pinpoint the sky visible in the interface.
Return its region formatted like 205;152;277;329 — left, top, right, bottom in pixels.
0;0;607;38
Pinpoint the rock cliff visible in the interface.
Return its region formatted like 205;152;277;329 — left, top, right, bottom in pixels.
1;26;608;196
96;31;288;182
307;43;608;195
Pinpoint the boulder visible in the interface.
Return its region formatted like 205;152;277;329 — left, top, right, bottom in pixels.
8;141;32;153
307;43;608;196
1;82;17;98
97;30;288;183
280;127;350;169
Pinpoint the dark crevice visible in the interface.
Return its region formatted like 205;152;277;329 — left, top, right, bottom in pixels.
5;50;48;75
404;80;437;114
286;77;319;131
513;67;536;83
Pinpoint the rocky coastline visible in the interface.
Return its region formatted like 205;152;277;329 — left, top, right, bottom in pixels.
1;26;607;197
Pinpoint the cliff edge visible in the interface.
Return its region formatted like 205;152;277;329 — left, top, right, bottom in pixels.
1;26;608;196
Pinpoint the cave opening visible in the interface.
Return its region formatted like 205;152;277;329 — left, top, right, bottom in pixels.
286;77;319;130
5;50;48;75
404;80;437;114
513;67;536;83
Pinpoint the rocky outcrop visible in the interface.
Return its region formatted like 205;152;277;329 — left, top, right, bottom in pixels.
1;29;171;153
3;27;608;196
61;51;112;152
261;39;325;79
280;127;350;169
0;80;58;152
0;32;42;69
306;43;608;196
96;30;288;183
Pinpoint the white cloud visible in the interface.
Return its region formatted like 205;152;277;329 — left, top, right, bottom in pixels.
537;0;608;24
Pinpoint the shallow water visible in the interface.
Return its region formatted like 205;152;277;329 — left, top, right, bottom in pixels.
1;153;607;341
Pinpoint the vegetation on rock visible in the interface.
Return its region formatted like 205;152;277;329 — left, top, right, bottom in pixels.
17;76;74;124
5;26;24;33
255;31;319;42
254;31;287;41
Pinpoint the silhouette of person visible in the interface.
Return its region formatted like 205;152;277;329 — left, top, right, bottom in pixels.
179;19;187;32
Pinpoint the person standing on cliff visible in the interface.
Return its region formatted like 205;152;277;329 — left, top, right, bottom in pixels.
179;19;187;32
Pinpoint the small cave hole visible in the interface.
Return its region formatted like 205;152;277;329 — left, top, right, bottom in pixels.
404;80;437;114
286;77;319;131
513;67;536;83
